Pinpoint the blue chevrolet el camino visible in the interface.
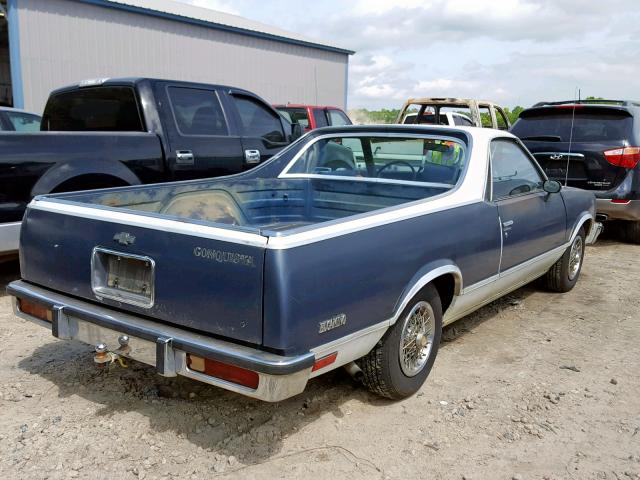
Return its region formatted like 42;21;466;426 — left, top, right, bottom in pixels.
8;125;598;401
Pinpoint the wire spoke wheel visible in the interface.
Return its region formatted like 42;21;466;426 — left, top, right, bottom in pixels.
568;235;583;280
399;301;435;377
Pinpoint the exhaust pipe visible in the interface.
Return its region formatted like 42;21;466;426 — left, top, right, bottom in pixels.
344;361;364;382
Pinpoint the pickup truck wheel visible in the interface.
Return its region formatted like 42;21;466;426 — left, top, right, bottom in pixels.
357;284;442;399
621;221;640;244
543;227;585;293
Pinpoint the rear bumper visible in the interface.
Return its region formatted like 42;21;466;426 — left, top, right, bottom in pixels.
0;221;20;254
596;199;640;221
7;280;315;402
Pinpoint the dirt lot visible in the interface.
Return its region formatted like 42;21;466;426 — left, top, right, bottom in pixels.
0;239;639;480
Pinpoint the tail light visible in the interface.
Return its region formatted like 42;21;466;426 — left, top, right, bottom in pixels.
311;352;338;372
603;147;640;168
18;298;53;322
186;354;259;389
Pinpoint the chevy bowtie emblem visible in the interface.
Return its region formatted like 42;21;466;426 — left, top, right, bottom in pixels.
113;232;136;246
550;153;564;160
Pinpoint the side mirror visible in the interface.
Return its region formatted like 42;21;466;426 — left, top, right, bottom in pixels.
543;180;562;194
290;123;303;141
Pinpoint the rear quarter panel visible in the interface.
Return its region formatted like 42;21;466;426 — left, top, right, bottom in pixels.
561;186;596;239
263;202;501;354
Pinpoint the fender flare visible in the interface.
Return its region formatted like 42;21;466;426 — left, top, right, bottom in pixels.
390;260;463;326
569;212;594;243
30;160;142;196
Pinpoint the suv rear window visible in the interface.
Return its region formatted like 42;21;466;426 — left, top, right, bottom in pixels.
512;108;633;143
42;87;144;132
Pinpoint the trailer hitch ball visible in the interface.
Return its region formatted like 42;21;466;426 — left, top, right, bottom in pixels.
94;343;110;368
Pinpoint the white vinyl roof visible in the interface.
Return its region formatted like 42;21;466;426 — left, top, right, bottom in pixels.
105;0;354;54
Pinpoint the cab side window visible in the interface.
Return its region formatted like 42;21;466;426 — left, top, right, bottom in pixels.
233;95;284;143
313;109;329;128
491;139;544;200
328;109;351;126
168;87;228;136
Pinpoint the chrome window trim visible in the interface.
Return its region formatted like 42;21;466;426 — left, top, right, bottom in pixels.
278;132;469;186
282;173;453;189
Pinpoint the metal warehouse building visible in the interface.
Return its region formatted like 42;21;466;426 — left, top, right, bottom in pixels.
0;0;353;113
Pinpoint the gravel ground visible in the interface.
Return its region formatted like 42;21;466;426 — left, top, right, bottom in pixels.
0;239;639;480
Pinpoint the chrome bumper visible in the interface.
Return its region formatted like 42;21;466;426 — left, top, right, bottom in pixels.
7;280;314;402
596;199;640;221
0;221;20;254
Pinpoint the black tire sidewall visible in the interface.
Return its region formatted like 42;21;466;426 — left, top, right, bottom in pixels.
380;284;443;398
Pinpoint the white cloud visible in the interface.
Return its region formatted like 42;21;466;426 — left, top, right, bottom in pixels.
175;0;640;109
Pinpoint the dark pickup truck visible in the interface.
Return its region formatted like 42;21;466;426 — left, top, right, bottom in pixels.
0;77;301;254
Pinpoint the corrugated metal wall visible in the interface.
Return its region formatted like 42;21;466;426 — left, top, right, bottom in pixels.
15;0;348;113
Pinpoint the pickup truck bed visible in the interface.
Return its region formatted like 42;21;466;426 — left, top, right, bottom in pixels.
20;176;443;345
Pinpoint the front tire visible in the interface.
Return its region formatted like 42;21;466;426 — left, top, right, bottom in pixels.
357;284;442;399
543;227;585;292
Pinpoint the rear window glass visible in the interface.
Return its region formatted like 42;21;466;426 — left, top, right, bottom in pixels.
402;104;474;127
42;87;144;131
282;135;466;187
511;109;633;142
276;108;309;128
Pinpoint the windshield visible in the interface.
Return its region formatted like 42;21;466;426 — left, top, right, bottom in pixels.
511;109;633;142
281;135;467;187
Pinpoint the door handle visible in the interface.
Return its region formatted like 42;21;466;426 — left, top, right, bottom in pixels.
176;150;194;165
244;149;261;165
502;220;514;238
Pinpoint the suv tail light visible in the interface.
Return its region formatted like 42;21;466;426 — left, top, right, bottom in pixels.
603;147;640;168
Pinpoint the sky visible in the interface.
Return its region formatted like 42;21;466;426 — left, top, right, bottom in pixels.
180;0;640;110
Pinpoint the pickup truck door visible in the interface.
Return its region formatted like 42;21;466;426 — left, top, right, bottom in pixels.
227;92;289;165
490;138;566;272
160;84;244;179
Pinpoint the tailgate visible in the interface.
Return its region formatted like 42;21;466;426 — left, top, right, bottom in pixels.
529;142;627;191
19;200;267;345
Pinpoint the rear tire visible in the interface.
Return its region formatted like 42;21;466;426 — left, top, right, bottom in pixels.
621;221;640;244
357;284;442;399
543;227;585;293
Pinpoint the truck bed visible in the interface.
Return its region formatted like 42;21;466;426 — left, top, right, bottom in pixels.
20;175;445;347
51;176;446;233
